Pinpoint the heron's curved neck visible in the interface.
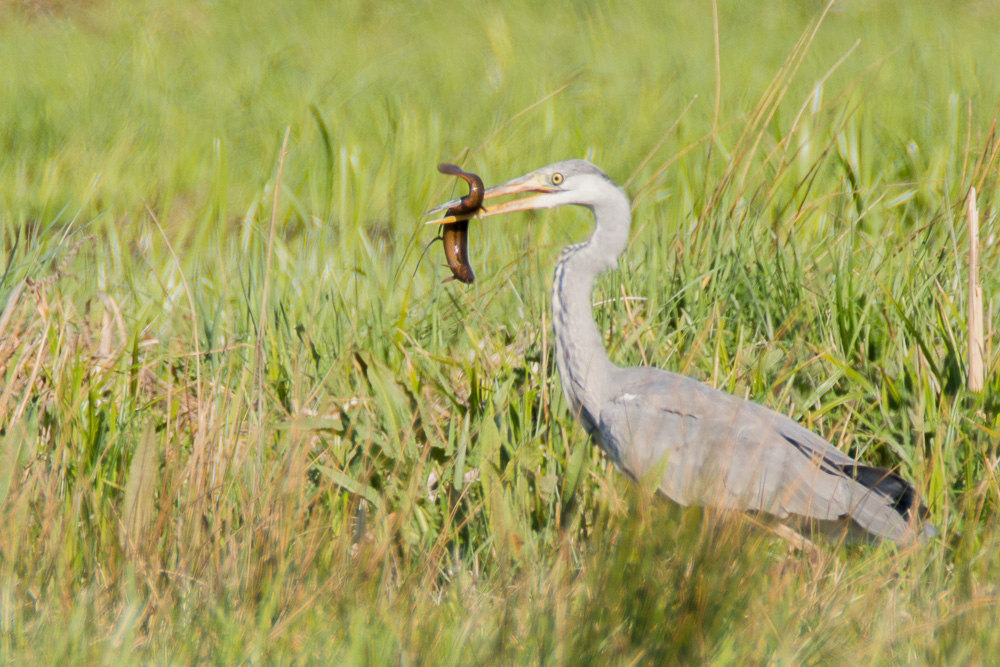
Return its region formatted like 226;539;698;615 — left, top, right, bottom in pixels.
551;190;631;430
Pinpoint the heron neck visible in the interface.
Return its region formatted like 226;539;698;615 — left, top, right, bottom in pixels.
550;195;631;431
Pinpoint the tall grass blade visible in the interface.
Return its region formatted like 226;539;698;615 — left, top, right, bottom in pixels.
967;186;984;392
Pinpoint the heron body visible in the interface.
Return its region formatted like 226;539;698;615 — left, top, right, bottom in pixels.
430;159;932;544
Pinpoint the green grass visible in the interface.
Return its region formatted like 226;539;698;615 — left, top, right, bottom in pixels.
2;0;1000;662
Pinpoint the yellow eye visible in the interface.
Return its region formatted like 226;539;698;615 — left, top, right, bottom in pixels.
551;173;564;185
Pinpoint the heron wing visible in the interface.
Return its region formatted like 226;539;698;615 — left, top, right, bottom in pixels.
596;368;922;543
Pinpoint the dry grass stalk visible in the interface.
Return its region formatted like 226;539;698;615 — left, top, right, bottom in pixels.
121;423;159;551
967;186;984;392
0;237;225;443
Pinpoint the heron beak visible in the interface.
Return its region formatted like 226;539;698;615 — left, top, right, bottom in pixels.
425;173;560;225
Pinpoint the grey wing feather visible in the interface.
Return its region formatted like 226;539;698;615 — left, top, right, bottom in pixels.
596;368;928;544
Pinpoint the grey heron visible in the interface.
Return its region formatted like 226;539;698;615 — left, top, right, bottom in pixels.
428;159;933;545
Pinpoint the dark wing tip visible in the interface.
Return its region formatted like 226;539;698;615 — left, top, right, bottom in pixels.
781;432;931;527
838;464;927;519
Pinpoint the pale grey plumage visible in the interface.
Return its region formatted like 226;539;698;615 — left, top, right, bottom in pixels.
436;159;933;544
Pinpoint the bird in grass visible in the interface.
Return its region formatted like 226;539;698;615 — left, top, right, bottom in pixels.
428;160;934;545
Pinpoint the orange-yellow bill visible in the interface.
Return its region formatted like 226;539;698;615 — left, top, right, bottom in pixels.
425;172;560;225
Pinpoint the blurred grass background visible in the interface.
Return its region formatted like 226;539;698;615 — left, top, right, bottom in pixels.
1;0;999;662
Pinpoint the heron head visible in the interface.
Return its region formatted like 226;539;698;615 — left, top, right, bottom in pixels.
427;159;619;224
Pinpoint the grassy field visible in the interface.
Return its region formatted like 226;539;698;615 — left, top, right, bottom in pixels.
2;0;1000;662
